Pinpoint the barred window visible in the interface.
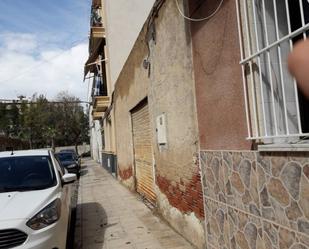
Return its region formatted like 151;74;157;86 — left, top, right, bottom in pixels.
236;0;309;144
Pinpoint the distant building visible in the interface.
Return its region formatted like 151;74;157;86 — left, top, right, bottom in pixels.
0;100;30;151
84;0;110;164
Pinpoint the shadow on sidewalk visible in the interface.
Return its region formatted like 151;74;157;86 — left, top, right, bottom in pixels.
80;163;88;170
78;162;89;177
74;202;115;249
79;169;88;177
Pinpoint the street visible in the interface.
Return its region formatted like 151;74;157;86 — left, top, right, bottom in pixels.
73;158;194;249
1;0;309;248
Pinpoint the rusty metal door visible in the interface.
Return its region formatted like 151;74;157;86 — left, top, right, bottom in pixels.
131;100;156;204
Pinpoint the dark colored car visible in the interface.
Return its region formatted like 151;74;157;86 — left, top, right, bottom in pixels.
80;151;91;158
59;149;81;166
59;149;77;156
55;152;80;176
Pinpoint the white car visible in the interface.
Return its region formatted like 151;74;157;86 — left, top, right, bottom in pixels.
0;149;77;249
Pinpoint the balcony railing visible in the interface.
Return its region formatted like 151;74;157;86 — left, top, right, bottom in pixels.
91;95;109;120
91;7;103;27
92;110;104;120
91;75;109;119
92;75;107;97
87;5;105;59
94;96;110;112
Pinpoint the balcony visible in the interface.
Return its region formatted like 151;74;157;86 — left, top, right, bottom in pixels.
92;109;104;120
91;95;109;120
94;96;110;112
91;26;105;38
90;7;104;37
89;7;105;56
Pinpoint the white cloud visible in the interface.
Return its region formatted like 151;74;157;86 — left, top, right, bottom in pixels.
0;33;38;53
0;33;89;101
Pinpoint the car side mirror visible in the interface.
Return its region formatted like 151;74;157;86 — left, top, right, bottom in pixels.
62;173;77;185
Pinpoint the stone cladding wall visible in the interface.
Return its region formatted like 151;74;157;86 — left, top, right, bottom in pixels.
200;150;309;249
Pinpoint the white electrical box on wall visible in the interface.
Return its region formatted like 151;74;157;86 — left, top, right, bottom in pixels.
156;113;167;145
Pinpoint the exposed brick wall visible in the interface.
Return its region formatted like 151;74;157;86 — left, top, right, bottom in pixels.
156;170;204;219
118;166;133;181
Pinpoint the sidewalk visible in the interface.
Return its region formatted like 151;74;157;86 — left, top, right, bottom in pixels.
74;158;195;249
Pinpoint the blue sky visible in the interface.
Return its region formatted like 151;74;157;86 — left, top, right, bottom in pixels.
0;0;91;100
0;0;89;48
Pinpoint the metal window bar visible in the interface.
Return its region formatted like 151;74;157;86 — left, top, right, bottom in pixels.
299;0;307;39
272;0;289;135
236;0;309;141
236;0;252;138
243;0;260;137
261;0;279;137
251;0;268;137
284;0;303;135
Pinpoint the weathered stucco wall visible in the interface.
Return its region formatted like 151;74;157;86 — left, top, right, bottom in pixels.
189;0;251;151
89;108;103;163
149;1;204;247
104;0;156;87
113;1;205;247
113;27;150;191
201;150;309;249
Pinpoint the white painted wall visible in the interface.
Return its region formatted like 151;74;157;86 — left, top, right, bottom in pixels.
104;0;155;88
89;106;103;163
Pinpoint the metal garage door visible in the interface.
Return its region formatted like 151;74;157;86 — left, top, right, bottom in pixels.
131;100;156;204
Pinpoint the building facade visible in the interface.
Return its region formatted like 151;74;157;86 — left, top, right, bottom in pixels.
112;1;205;246
85;0;110;165
0;100;30;151
85;0;309;248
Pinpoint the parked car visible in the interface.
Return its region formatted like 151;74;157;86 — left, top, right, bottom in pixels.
0;149;77;249
55;152;81;176
80;150;91;158
59;149;79;160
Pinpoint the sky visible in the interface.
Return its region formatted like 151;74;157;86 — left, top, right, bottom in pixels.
0;0;91;101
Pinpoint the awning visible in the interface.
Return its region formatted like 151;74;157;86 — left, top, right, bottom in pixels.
84;38;105;80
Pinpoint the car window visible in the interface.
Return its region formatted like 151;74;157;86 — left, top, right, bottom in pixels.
0;156;57;192
56;153;74;161
62;150;78;158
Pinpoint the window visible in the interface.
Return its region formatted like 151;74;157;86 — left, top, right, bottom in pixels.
236;0;309;144
0;156;56;192
56;153;75;161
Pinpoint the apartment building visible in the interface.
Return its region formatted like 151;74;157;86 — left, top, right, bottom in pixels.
85;0;110;164
0;100;30;151
85;0;309;248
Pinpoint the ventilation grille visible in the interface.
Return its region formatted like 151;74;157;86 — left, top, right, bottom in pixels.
0;229;27;249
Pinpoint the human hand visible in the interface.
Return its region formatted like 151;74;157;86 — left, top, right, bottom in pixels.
288;39;309;98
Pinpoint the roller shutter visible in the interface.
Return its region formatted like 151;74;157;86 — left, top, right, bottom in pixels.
131;100;156;204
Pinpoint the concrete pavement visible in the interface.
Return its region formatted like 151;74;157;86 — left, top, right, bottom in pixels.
74;158;195;249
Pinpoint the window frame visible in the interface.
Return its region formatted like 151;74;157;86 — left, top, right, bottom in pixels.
236;0;309;145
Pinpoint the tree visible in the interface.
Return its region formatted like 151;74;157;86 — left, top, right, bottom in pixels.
0;92;89;150
54;91;89;153
23;94;50;148
0;103;9;136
